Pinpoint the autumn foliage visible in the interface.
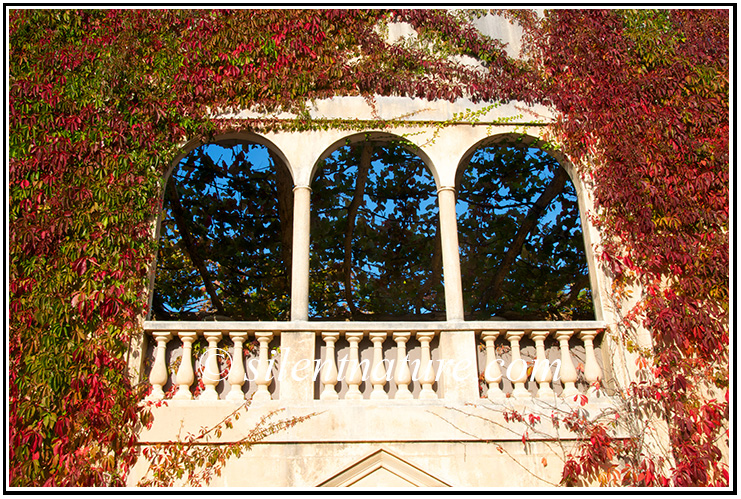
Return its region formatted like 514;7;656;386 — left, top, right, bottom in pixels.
529;9;729;486
8;9;728;487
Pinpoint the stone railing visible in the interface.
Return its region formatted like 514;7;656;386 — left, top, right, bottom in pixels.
142;320;606;403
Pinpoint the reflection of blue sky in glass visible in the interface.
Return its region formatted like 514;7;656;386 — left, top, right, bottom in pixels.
172;143;274;240
159;142;282;316
457;146;572;270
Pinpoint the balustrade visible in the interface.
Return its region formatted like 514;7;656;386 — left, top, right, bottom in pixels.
142;320;604;404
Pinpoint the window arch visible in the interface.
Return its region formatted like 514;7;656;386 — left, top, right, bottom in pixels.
456;137;595;321
152;138;294;321
309;135;443;320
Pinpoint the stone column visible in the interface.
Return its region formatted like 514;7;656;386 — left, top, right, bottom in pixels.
437;186;477;401
290;185;312;321
436;186;465;321
284;185;315;402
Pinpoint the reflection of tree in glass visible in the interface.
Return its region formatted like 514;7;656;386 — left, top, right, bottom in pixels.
153;142;293;321
457;144;594;321
310;140;443;320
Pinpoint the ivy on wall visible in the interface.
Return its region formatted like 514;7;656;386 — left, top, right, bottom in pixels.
526;9;729;485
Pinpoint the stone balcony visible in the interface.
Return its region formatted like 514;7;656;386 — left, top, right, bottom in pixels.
132;319;614;487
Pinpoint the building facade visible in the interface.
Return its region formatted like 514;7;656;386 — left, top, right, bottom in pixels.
126;92;657;488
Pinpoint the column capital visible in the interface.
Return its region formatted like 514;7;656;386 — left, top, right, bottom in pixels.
152;331;173;343
321;331;340;342
505;330;526;342
345;331;364;341
415;331;436;342
392;331;412;342
529;330;551;341
578;330;599;341
480;330;501;342
369;331;387;342
202;330;223;341
255;331;274;342
176;331;198;343
228;331;249;342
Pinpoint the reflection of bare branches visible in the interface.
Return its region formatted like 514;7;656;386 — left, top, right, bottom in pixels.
427;407;559;486
165;179;226;316
343;142;372;317
477;167;569;310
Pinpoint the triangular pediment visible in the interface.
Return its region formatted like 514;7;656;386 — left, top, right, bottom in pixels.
316;448;451;487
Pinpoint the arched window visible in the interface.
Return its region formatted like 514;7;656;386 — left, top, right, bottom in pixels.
457;140;594;321
309;138;443;320
152;140;294;321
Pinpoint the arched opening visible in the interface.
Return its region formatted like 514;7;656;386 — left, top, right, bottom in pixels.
309;136;443;320
456;138;595;321
151;139;294;321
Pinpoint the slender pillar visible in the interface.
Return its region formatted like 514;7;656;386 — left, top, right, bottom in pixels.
579;330;602;398
393;331;413;400
226;332;248;402
530;330;555;399
369;332;388;400
556;330;579;399
290;185;312;321
253;332;274;402
506;330;531;399
417;331;437;399
200;331;222;401
320;332;340;401
147;332;172;401
345;332;364;400
482;331;504;400
436;186;465;321
173;332;197;400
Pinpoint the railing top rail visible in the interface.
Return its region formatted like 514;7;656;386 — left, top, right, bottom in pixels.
143;320;606;334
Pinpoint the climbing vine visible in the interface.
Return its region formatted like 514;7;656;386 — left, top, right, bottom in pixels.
8;8;728;487
520;9;729;486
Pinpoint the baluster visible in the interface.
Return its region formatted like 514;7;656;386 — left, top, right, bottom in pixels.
345;332;364;400
416;331;437;400
556;330;579;399
481;331;504;400
579;330;602;397
226;331;248;402
393;331;413;400
147;332;172;401
320;332;340;401
529;330;554;399
506;330;531;399
174;332;197;400
200;331;222;401
369;332;388;400
252;331;274;402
